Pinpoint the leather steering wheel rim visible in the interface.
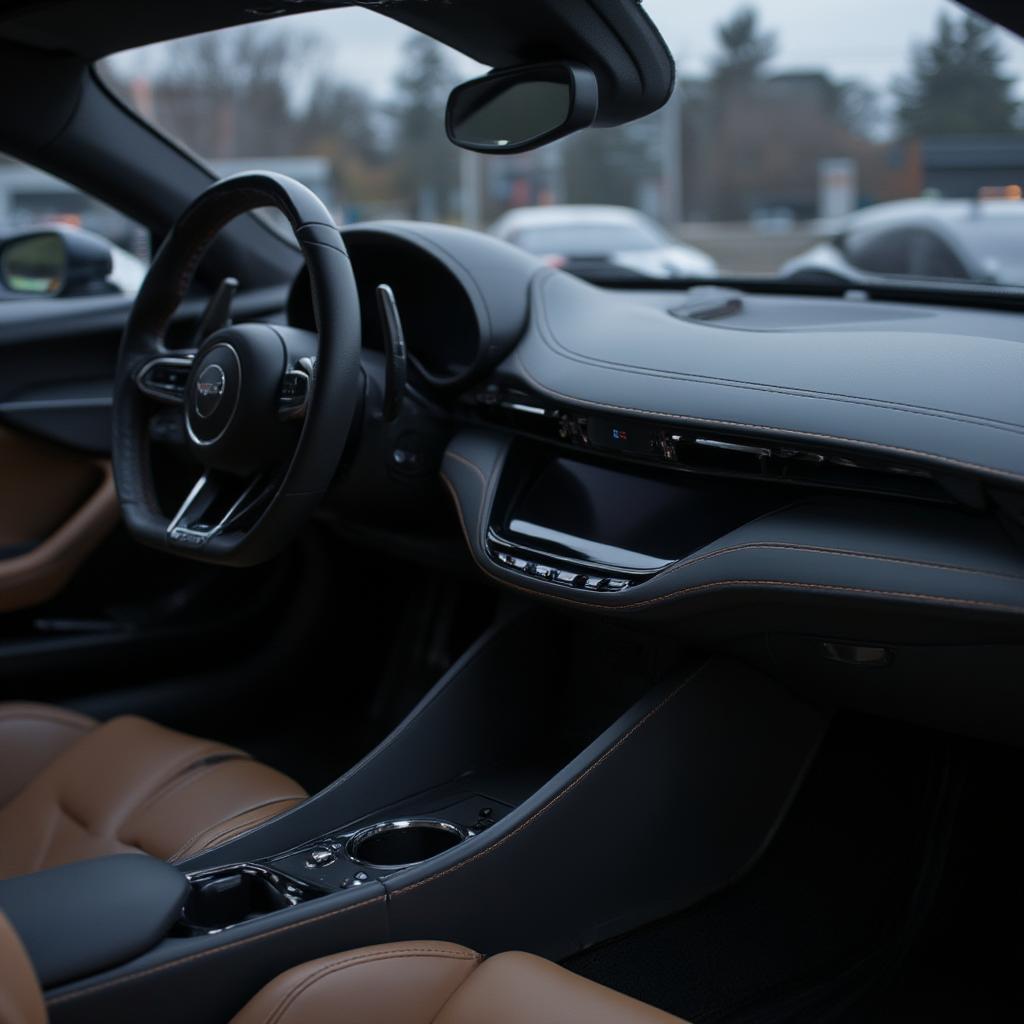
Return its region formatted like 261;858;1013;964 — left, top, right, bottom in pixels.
112;171;362;567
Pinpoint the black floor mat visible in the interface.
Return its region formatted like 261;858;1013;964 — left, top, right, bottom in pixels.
565;711;1001;1022
829;735;1024;1022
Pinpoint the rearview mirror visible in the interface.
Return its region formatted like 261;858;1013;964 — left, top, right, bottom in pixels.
446;62;599;155
0;228;113;298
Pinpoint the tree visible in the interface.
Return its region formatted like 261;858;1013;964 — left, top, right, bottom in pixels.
895;13;1019;136
701;7;778;219
835;81;882;139
563;122;658;207
389;35;459;220
711;7;776;94
300;77;383;167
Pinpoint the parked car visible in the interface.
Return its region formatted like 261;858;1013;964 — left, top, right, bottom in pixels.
782;196;1024;286
489;204;717;281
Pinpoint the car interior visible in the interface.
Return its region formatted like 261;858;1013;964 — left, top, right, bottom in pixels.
0;1;1023;1022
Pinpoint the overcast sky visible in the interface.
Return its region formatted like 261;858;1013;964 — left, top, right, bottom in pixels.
282;0;1024;102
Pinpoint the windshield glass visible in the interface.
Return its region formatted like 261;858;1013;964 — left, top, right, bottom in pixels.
93;0;1024;289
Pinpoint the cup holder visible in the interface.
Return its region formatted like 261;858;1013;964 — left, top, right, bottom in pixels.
177;864;327;934
347;819;468;869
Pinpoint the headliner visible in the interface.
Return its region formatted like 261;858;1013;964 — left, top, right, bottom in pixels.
0;0;1018;62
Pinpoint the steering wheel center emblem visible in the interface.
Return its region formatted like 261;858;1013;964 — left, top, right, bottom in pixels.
194;364;227;419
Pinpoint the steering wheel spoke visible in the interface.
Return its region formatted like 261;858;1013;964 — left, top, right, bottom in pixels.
135;352;196;404
167;472;268;549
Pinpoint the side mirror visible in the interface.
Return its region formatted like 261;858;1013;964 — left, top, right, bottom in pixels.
0;228;113;298
446;62;599;155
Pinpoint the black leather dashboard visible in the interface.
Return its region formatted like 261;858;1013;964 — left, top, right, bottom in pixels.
442;428;1024;642
511;270;1024;488
298;223;1024;643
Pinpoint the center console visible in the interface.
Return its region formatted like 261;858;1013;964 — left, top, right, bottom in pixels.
42;613;827;1024
177;795;512;937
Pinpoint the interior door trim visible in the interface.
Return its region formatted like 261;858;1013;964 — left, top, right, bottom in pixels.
0;462;118;613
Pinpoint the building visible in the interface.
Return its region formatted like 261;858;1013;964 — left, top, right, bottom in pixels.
920;135;1024;197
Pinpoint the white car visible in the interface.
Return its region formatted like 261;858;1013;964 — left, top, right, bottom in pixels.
782;197;1024;287
489;204;717;282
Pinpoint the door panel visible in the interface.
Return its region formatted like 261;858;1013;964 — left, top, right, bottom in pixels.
0;284;288;613
0;426;117;612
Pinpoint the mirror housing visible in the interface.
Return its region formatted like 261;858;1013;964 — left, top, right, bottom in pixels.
446;62;599;155
0;227;114;298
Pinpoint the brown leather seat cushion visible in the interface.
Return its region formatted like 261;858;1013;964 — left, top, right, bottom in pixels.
0;911;45;1024
0;918;686;1024
231;941;686;1024
0;702;306;880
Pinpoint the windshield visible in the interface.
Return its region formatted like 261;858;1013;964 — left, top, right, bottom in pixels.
510;223;668;256
92;0;1024;290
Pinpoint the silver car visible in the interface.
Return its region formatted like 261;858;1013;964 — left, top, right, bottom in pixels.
782;197;1024;287
490;204;717;282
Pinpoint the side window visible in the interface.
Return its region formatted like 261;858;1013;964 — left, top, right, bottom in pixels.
842;227;913;275
842;225;969;280
0;156;149;299
906;231;969;280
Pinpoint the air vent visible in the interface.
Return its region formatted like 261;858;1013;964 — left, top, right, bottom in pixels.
465;389;951;504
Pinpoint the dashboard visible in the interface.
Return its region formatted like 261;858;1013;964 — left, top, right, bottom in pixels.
289;221;1024;675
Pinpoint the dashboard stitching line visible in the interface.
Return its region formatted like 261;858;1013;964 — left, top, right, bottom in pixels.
532;273;1024;436
510;352;1024;485
649;540;1024;586
440;452;1024;615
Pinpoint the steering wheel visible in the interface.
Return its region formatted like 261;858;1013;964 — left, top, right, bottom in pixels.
112;172;362;566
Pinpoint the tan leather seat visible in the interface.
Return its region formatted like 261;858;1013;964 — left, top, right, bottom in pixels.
0;911;685;1024
232;941;686;1024
0;702;306;880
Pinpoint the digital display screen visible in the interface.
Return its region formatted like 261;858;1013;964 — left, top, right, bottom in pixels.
505;455;783;569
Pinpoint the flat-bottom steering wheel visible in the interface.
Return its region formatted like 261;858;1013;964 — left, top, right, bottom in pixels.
112;172;362;566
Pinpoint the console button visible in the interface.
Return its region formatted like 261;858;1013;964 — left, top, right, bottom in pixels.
583;577;606;590
599;578;630;592
306;845;335;868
